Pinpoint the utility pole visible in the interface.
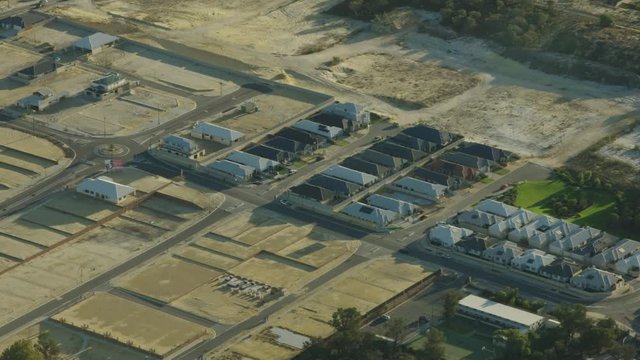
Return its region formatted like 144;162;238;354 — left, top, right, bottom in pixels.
220;82;223;96
103;116;106;138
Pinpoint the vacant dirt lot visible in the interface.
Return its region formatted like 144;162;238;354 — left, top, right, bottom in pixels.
53;293;210;357
599;124;640;170
0;43;41;76
324;53;479;110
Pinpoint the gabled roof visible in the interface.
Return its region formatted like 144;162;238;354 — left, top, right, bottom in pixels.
456;235;495;253
73;32;119;51
402;125;452;145
208;160;254;178
459;142;513;162
393;176;447;197
162;134;200;154
246;144;289;162
429;224;474;245
594;239;640;265
388;133;428;151
290;183;335;202
512;249;556;269
323;165;378;186
321;102;368;123
341;202;398;226
356;149;405;169
226;151;279;172
94;72;123;86
441;152;491;170
264;136;309;154
458;295;545;330
476;199;519;218
307;174;362;195
367;194;416;215
372;141;427;162
77;176;135;200
541;260;581;279
309;112;350;130
18;58;56;77
293;120;343;139
571;266;622;291
484;240;524;260
458;209;502;228
412;168;454;187
0;12;48;28
341;157;389;177
275;127;324;145
193;122;244;141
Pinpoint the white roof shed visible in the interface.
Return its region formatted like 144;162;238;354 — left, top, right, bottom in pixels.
73;32;119;52
293;120;343;139
323;165;377;186
226;151;279;172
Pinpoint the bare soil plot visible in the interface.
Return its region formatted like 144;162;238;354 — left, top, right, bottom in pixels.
251;225;314;254
175;247;241;271
0;167;31;188
0;128;65;164
0;219;67;247
45;192;120;221
140;194;202;220
119;256;220;303
211;211;273;239
106;167;171;193
0;234;42;260
157;182;222;210
22;206;94;235
278;237;353;268
122;207;183;231
325;53;479;110
0;257;18;272
172;279;262;325
16;21;88;49
0;43;41;76
228;335;298;360
229;253;315;290
52;293;210;357
0;152;43;174
217;94;316;135
193;234;255;260
268;306;334;339
102;216;166;240
599;125;640;170
89;44;237;96
235;221;297;247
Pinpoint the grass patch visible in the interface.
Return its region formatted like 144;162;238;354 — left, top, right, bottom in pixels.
514;180;623;236
480;177;494;184
409;316;494;360
334;139;350;147
494;168;510;175
277;168;289;175
292;160;309;170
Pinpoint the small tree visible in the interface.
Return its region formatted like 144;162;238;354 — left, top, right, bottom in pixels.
599;14;614;27
0;340;45;360
443;291;462;319
421;328;446;360
384;318;408;358
495;329;531;360
330;307;361;332
36;333;60;360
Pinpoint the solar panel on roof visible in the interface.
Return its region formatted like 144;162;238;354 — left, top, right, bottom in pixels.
359;206;374;214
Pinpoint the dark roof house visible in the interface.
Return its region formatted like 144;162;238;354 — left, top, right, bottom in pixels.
246;145;291;163
388;133;434;152
309;113;352;131
540;260;581;283
16;58;57;79
459;143;514;163
307;174;362;198
0;12;48;30
440;152;492;172
403;125;453;145
372;141;427;162
412;168;458;188
356;149;406;170
455;235;497;256
275;127;325;148
264;136;313;155
290;183;336;203
341;157;391;178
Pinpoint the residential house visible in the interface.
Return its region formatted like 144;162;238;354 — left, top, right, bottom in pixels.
412;168;459;189
13;58;57;83
548;227;602;258
309;113;352;132
246;145;291;163
76;176;135;204
455;235;496;257
372;141;427;162
570;266;623;292
391;176;447;201
457;209;503;230
429;224;474;248
323;165;378;186
402;125;453;146
488;209;538;239
341;157;391;178
569;232;619;263
16;88;67;111
289;183;336;204
426;158;478;181
440;152;493;173
264;136;313;158
0;12;48;32
320;102;370;128
275;127;325;149
307;174;362;198
160;134;204;159
191;122;245;145
591;238;640;270
208;160;255;182
388;133;433;152
73;32;119;54
293;120;343;140
459;142;514;164
341;202;398;227
476;199;519;218
356;149;406;171
366;194;417;217
86;72;129;98
226;151;279;173
540;260;581;283
508;215;559;244
527;220;579;250
614;253;640;277
483;241;524;265
511;249;557;274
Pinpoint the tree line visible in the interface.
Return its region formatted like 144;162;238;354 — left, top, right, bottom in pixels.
1;334;61;360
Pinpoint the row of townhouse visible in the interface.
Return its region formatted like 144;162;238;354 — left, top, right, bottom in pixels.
429;223;624;292
454;199;640;277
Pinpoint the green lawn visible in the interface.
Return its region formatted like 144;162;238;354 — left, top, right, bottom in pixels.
494;168;510;175
514;180;620;236
291;160;309;170
409;317;494;360
480;177;494;184
334;139;350;147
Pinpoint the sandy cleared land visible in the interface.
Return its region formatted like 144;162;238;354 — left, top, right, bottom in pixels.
229;254;315;290
228;336;298;360
0;234;42;260
211;209;273;239
0;258;18;272
53;293;209;357
106;167;171;193
157;182;224;210
118;256;220;303
0;219;67;247
22;206;94;235
102;216;166;240
599;125;640;169
34;86;196;136
123;207;184;230
0;43;41;76
194;234;255;260
235;221;298;247
175;247;240;271
141;194;202;220
325;53;479;110
44;192;120;221
215;94;316;136
16;22;88;49
0;127;65;163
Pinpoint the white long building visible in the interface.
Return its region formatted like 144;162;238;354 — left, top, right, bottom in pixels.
76;176;135;204
457;294;545;332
